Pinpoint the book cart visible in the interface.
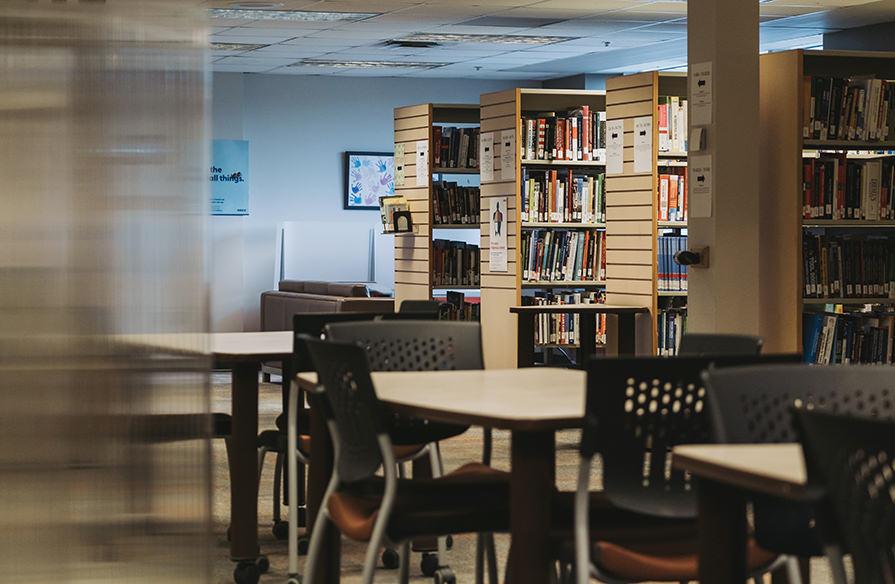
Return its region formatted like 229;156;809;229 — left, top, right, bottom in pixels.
604;71;689;355
393;103;481;321
759;49;895;361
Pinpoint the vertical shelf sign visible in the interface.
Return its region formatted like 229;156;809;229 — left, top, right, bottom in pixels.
416;140;429;187
210;139;249;215
633;116;653;173
690;155;713;218
394;143;405;187
500;129;516;181
489;196;508;272
606;120;624;176
480;132;494;181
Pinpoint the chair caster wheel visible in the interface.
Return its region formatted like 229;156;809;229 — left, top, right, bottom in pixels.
273;520;289;540
381;547;400;569
421;552;439;577
298;535;310;556
298;507;307;527
445;535;453;550
286;573;302;584
256;554;269;573
233;561;259;584
434;567;456;584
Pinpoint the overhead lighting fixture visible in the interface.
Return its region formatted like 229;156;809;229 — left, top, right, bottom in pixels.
289;59;445;70
209;8;377;22
384;39;440;49
399;33;574;45
211;42;268;51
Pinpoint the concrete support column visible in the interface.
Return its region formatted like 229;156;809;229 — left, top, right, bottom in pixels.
686;0;760;334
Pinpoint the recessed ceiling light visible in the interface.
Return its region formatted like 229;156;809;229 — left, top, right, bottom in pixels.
211;42;268;51
209;9;377;22
289;59;445;70
399;33;574;45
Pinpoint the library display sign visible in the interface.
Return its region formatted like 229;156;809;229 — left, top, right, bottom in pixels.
210;139;249;215
344;151;394;210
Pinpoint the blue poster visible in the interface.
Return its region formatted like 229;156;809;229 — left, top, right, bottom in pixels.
210;139;249;215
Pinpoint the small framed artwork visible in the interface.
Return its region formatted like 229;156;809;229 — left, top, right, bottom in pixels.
344;151;395;210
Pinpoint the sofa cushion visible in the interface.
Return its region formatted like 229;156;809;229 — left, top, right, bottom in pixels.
277;280;306;293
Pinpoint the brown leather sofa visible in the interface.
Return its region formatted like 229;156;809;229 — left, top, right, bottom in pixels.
259;280;394;378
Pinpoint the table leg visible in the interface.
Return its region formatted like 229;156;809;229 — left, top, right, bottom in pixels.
508;429;555;584
697;478;747;583
517;313;536;368
308;401;340;583
617;312;636;356
578;314;597;367
230;363;259;562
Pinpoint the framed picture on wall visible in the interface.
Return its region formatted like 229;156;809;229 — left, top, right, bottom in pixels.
344;151;395;210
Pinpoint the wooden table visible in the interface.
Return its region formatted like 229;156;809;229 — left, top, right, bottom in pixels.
673;443;808;583
296;367;586;584
510;304;650;366
123;332;294;580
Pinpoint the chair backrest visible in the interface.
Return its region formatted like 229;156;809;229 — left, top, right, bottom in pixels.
705;363;895;444
796;409;895;584
582;353;801;518
324;320;483;371
397;299;442;319
677;333;763;356
302;336;388;484
292;311;385;372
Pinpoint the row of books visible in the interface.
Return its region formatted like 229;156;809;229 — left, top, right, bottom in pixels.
437;291;480;321
801;155;895;220
521;106;607;162
803;311;895;365
520;168;605;224
432;181;480;225
432;240;480;287
803;76;895;143
802;233;895;299
658;235;688;292
523;291;607;346
658;96;688;153
658;307;687;357
658;169;688;222
434;126;480;169
521;229;606;284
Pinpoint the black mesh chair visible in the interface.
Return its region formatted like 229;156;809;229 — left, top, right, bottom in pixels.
396;299;442;319
677;333;763;356
568;355;800;584
325;320;498;583
704;363;895;584
795;409;895;584
301;338;510;584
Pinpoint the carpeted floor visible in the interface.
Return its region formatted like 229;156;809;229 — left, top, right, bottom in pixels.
210;373;839;584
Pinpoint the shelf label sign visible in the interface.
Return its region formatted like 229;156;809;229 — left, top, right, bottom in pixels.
606;119;624;175
210;139;249;215
480;132;494;182
394;143;405;187
690;154;713;218
633;116;653;173
500;129;516;181
416;140;429;186
489;196;508;272
690;61;713;126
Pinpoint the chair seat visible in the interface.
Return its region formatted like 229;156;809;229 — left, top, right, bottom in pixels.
593;536;777;581
327;462;510;542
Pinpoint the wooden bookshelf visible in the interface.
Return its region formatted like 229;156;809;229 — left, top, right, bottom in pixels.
393;103;481;310
605;71;688;355
479;88;610;368
759;49;895;356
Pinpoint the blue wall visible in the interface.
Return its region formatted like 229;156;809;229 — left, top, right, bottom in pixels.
210;73;540;331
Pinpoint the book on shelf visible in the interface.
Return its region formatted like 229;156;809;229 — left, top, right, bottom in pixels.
802;232;895;300
657;235;688;292
522;289;607;346
802;155;893;220
802;310;895;364
521;228;606;284
432;239;480;287
432;181;480;225
658;167;688;222
520;168;605;224
803;75;895;142
657;306;687;356
657;96;688;153
440;291;480;321
379;195;409;233
434;126;480;169
520;106;607;162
